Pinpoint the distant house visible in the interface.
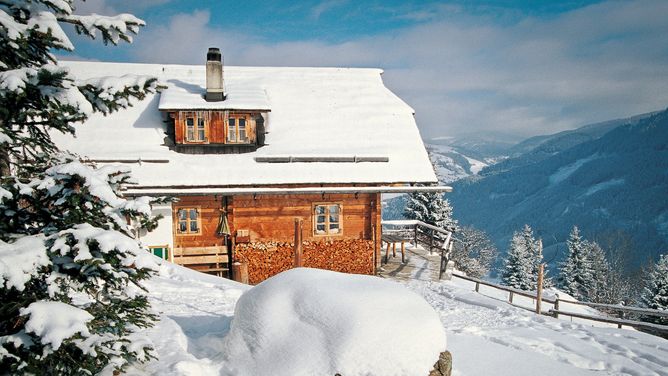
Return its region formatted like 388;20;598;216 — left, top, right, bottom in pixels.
56;48;445;283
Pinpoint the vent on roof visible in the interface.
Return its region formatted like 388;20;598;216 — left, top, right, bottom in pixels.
206;47;224;101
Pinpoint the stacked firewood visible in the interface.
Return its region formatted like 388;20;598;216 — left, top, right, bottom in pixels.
235;239;374;284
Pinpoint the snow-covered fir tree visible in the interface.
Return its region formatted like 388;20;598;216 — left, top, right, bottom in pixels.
585;241;609;303
502;229;533;290
559;226;594;300
641;254;668;324
502;225;549;290
404;190;458;231
0;1;163;374
451;226;497;278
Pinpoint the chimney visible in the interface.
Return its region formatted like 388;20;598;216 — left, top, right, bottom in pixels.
206;47;224;101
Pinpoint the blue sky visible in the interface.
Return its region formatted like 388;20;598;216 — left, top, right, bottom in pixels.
67;0;668;140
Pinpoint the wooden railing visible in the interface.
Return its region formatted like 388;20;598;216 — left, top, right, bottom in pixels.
381;220;454;279
451;273;668;335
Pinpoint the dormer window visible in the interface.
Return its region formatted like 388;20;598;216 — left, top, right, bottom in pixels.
227;114;250;143
185;112;208;143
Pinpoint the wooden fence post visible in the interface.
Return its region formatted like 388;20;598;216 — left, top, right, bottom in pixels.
413;224;419;247
509;292;514;304
294;218;303;267
553;295;560;318
429;228;435;254
475;282;480;292
232;262;249;284
536;263;544;314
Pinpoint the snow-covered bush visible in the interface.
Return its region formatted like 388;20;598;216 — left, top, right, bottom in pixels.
1;1;162;374
220;268;446;376
451;226;497;278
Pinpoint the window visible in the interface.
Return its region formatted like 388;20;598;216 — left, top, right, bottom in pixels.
176;208;200;235
227;114;250;143
313;204;342;235
184;112;207;143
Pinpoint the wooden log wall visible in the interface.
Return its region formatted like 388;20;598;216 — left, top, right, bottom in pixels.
172;195;227;248
235;239;374;284
230;193;379;242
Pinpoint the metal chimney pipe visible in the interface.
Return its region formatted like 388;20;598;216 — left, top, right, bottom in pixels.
206;47;224;101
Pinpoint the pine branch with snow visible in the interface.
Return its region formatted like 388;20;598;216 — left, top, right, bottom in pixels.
0;156;165;374
0;0;162;172
0;1;163;374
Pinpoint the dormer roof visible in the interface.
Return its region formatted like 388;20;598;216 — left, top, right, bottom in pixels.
158;81;271;112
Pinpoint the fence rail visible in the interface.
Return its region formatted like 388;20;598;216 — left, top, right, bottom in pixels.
450;273;668;335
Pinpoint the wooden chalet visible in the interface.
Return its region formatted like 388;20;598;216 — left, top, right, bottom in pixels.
56;48;448;284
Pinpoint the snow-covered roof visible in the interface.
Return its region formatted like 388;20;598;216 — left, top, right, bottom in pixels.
54;61;437;188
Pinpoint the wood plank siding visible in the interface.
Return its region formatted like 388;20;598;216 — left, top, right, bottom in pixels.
171;192;382;282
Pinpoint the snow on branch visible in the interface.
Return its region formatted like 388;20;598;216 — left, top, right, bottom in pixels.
59;13;144;45
0;234;49;291
20;301;93;351
77;74;162;114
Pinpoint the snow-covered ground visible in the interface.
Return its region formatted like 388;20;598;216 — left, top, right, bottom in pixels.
132;258;668;376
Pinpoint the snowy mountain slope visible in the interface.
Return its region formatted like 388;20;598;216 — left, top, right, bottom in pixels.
485;111;657;176
129;258;667;375
449;108;668;269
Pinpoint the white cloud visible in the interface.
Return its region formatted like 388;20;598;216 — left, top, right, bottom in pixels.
129;0;668;139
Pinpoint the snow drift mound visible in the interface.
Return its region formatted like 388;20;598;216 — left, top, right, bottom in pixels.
220;268;446;376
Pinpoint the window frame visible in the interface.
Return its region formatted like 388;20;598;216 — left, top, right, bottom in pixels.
174;206;202;236
227;113;251;144
183;111;208;144
312;203;343;236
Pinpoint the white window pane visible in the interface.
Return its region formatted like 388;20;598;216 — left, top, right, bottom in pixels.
316;224;325;233
179;221;187;232
189;209;197;220
315;206;326;215
190;221;198;232
317;215;326;223
329;205;339;213
198;130;205;140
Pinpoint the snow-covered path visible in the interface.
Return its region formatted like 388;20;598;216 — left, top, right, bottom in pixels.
132;258;668;375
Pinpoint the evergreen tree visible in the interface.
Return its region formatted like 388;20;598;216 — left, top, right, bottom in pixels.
502;225;549;290
502;229;533;290
559;226;594;300
641;254;668;324
404;190;458;231
0;1;163;374
585;241;609;303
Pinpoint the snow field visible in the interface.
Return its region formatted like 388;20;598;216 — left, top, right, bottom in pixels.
409;277;668;376
129;257;667;375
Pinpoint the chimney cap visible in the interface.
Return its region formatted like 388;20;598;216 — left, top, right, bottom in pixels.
207;47;221;62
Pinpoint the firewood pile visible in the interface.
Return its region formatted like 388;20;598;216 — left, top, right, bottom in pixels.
235;239;374;284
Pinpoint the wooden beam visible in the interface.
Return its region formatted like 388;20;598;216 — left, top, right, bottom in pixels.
294;218;303;267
